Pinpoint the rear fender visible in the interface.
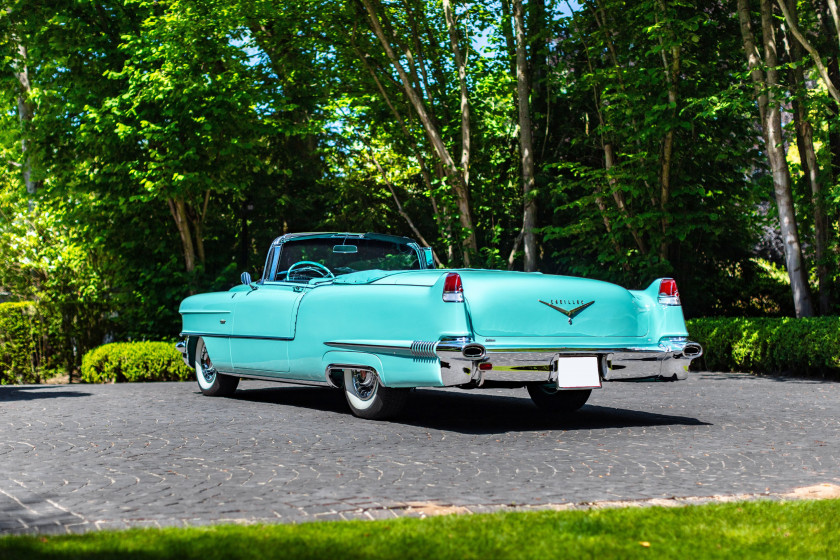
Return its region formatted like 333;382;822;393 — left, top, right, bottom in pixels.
632;278;689;339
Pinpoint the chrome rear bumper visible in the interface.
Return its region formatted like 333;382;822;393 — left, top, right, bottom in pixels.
436;338;703;387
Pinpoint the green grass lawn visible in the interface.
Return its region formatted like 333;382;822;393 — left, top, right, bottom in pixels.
1;499;838;559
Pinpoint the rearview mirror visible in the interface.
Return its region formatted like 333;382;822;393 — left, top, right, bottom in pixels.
240;271;252;285
333;244;358;254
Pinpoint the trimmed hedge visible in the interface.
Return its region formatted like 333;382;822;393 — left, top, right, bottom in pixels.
0;302;39;384
686;317;840;379
81;341;193;383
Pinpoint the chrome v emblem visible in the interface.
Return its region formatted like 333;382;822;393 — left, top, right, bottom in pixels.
539;300;595;325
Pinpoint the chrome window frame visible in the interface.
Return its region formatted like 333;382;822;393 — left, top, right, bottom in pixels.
261;245;281;283
265;233;430;282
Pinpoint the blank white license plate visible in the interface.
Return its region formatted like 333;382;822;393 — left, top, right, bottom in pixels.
555;356;602;389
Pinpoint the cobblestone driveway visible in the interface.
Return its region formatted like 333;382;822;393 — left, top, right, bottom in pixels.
1;373;838;533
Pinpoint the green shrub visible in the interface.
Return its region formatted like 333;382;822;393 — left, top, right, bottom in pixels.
81;341;193;383
687;317;840;379
0;302;40;384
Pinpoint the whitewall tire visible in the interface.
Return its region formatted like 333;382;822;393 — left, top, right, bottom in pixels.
195;338;239;397
343;368;408;420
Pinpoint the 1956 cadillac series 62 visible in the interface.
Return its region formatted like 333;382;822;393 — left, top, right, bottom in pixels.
177;232;702;420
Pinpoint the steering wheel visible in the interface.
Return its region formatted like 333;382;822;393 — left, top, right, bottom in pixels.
285;261;335;281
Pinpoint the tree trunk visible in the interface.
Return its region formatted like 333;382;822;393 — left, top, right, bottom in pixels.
827;0;840;50
785;0;830;314
11;38;42;202
738;0;768;123
168;197;197;274
349;34;451;263
527;0;549;159
513;0;538;271
361;0;476;263
500;0;517;76
829;56;840;196
583;1;649;255
442;0;470;190
746;0;814;317
656;0;680;261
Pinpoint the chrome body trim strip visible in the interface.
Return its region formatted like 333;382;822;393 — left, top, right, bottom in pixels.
179;331;294;341
228;371;333;387
324;341;414;357
180;310;232;315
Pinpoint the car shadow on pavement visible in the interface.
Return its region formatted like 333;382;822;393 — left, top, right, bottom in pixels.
0;385;93;402
230;385;710;434
401;389;710;434
697;372;837;384
231;385;348;414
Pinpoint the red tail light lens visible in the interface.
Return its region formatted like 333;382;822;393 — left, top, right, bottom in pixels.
442;272;464;302
658;278;681;306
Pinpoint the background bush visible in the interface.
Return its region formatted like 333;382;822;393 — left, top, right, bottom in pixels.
0;302;38;384
0;301;60;384
687;317;840;379
80;342;193;383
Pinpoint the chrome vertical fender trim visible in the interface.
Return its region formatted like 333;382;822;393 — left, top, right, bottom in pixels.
435;339;486;386
176;340;189;366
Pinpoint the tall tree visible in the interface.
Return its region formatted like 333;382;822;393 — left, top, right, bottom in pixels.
513;0;537;271
3;4;42;203
781;0;830;314
358;0;478;264
738;0;813;317
80;0;266;274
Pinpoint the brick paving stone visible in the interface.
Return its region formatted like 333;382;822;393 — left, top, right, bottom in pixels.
1;373;839;533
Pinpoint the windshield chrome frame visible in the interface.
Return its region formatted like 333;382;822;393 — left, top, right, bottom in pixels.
265;233;430;283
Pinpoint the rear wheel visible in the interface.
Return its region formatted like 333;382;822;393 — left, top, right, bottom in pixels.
527;384;591;415
343;368;408;420
195;338;239;397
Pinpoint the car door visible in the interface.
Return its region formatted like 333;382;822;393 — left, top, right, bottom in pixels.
230;283;304;375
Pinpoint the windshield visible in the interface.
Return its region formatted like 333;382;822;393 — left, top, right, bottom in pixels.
270;237;421;281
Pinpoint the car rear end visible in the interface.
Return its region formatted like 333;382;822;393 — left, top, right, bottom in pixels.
431;270;702;390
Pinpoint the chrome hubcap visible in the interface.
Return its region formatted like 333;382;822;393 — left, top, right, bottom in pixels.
351;369;376;401
200;346;216;383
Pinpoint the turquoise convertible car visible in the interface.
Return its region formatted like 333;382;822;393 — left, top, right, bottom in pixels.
177;232;702;420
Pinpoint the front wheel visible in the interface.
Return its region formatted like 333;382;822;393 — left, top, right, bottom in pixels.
527;384;591;415
343;368;408;420
195;338;239;397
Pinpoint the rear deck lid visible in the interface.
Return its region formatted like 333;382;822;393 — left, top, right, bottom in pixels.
461;271;648;338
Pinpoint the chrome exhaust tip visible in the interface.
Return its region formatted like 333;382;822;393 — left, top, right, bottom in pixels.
683;342;703;358
462;343;486;360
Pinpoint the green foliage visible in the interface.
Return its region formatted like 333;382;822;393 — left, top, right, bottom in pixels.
0;302;38;384
687;317;840;378
540;0;765;311
3;0;840;354
0;187;114;372
80;342;193;383
0;301;62;384
2;500;840;559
